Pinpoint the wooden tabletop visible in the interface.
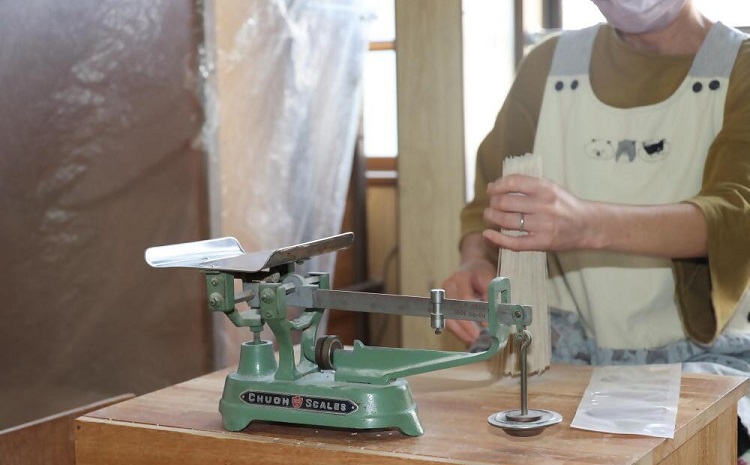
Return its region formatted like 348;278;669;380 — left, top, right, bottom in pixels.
76;363;748;465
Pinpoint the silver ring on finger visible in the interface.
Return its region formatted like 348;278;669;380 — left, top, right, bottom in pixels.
518;212;526;232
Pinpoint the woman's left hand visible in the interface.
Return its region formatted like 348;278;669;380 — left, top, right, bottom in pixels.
482;174;599;252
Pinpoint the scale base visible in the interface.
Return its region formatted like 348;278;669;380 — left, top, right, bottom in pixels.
488;409;562;437
221;372;423;436
218;342;424;436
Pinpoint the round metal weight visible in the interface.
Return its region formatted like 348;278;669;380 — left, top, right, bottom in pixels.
314;335;343;371
488;409;562;437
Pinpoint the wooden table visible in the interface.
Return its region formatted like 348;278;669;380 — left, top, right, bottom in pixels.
75;363;748;465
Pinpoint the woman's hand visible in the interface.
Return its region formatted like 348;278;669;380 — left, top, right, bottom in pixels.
482;174;708;258
482;174;599;252
441;256;496;346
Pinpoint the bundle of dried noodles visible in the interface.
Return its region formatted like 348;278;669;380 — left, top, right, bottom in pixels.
489;152;550;377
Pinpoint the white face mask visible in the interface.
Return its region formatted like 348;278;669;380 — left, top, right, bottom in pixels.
592;0;688;34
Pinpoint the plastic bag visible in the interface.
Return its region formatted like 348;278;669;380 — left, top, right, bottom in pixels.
571;363;681;438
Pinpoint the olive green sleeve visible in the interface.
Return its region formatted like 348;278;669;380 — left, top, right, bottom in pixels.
678;40;750;343
459;36;559;247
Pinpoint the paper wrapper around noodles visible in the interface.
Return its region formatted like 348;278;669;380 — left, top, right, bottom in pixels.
489;153;551;377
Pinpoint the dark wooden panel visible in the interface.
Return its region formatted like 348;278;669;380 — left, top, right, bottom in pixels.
0;394;133;465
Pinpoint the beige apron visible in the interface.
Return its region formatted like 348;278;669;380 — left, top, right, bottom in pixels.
534;23;746;349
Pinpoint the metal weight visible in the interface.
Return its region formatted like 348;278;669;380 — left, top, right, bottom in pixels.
487;329;562;436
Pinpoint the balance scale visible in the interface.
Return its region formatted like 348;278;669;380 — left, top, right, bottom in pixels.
145;232;561;436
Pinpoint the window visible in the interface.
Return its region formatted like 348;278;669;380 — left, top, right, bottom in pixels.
561;0;604;29
561;0;750;29
694;0;750;28
363;0;397;159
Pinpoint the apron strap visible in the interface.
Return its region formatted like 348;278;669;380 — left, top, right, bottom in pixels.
688;22;747;78
548;24;601;77
549;22;747;79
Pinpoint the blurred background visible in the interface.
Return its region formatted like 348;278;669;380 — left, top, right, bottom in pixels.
1;0;748;433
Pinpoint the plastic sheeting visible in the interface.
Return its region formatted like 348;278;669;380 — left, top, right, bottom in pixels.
0;0;366;429
0;0;210;429
208;0;367;365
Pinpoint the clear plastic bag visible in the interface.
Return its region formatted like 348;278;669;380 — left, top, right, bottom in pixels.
571;363;681;438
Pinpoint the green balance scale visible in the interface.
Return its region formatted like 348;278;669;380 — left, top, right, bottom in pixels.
145;232;561;437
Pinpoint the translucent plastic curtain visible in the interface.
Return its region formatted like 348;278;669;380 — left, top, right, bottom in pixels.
0;0;210;429
207;0;367;365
